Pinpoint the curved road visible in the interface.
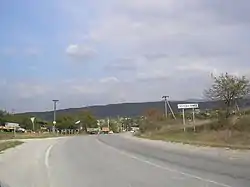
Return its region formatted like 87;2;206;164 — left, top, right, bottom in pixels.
0;134;250;187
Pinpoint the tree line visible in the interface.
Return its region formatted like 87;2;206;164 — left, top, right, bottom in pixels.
0;109;98;131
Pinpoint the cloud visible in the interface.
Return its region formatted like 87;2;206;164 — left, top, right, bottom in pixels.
2;0;250;112
99;76;120;83
15;83;50;99
136;70;169;81
65;44;97;60
106;57;138;71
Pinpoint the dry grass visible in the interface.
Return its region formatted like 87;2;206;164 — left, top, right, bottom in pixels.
0;132;61;140
140;130;250;149
139;115;250;149
0;131;85;140
0;141;23;153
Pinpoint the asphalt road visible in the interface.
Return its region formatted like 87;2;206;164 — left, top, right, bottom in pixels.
0;134;250;187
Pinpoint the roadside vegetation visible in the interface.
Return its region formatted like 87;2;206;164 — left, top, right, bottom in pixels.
0;132;71;140
137;73;250;149
0;108;130;139
0;110;97;140
0;141;23;153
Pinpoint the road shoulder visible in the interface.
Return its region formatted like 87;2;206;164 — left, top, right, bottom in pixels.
120;133;250;162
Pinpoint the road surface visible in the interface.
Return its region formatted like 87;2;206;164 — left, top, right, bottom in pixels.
0;134;249;187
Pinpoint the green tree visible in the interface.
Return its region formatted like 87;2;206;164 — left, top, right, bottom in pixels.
79;110;97;129
20;117;33;130
0;110;6;125
204;73;250;118
56;115;75;129
109;121;119;133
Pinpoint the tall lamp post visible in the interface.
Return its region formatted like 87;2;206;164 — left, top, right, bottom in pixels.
162;96;169;119
52;99;59;133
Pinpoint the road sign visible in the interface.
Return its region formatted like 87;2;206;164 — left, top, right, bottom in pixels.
30;117;35;131
75;120;81;124
30;117;35;123
177;103;199;109
53;121;56;125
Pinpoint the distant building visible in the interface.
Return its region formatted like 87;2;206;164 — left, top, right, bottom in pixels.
5;122;20;128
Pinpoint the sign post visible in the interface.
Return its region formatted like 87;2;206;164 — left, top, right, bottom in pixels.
192;108;196;132
53;121;56;133
182;108;186;132
30;117;35;131
177;104;199;132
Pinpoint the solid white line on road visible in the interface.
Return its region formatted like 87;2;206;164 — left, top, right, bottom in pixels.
45;144;54;187
97;138;232;187
45;144;54;168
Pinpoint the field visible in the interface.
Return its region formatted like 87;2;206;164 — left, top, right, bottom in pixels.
138;114;250;149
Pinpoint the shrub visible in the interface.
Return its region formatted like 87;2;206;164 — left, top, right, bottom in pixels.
232;115;250;132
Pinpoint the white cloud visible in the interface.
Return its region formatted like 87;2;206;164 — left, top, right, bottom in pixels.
15;83;50;99
136;71;169;81
2;0;250;112
99;76;120;83
65;44;97;59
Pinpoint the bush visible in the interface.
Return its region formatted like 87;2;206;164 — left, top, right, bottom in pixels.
139;120;162;133
232;115;250;132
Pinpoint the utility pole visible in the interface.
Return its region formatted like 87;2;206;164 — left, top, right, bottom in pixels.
162;96;176;119
167;99;176;120
52;100;59;133
162;96;169;119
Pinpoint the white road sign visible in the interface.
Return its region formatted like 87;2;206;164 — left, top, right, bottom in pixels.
75;120;81;124
177;103;199;109
30;117;35;123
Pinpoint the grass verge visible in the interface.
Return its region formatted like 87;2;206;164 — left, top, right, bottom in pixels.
0;132;59;140
0;141;23;153
0;132;85;140
138;130;250;150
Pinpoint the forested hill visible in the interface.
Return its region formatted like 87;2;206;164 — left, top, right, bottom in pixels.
19;99;250;121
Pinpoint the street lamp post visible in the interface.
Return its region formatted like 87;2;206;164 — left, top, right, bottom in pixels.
162;96;169;119
52;99;59;133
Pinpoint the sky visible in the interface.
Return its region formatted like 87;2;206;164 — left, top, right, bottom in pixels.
1;0;250;112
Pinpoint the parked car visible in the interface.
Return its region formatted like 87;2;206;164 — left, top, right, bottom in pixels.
16;127;26;133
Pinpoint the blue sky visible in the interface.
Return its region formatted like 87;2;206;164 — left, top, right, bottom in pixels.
1;0;250;112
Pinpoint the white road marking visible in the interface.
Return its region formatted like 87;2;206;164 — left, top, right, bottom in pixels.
45;144;54;168
97;138;232;187
44;144;55;187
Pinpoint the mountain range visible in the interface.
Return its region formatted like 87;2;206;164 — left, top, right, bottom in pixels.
20;99;250;121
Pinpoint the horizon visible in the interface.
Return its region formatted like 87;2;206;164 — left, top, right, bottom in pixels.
17;98;210;113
